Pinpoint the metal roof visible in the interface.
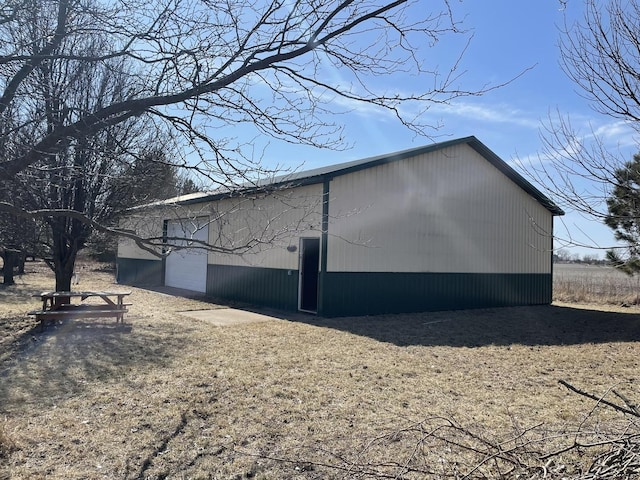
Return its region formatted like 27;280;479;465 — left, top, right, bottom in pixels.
148;136;564;216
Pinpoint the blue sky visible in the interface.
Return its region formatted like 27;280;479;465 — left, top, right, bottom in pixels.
241;1;638;259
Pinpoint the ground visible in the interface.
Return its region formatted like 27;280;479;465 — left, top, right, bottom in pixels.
0;262;639;479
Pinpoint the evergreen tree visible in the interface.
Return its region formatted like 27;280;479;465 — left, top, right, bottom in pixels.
605;153;640;274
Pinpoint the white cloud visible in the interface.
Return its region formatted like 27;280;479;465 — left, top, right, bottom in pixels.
432;101;541;129
591;120;637;148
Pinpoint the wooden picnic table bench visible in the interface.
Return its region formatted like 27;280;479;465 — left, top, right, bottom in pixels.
29;291;132;329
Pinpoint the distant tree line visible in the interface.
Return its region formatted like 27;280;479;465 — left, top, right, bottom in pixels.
553;249;608;265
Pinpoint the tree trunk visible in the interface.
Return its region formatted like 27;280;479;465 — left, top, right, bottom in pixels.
17;251;25;274
2;248;18;286
53;255;75;306
51;225;79;303
54;260;74;291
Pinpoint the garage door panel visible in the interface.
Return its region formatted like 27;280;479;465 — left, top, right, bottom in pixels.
165;219;208;293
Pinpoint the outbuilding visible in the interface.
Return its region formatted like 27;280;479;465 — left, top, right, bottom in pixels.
116;136;564;317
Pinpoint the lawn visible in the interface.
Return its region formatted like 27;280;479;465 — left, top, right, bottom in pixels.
1;262;639;479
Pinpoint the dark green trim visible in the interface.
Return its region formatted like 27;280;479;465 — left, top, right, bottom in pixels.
117;259;553;317
162;219;168;286
550;222;554;282
318;179;330;314
206;264;298;311
117;258;163;286
203;265;551;317
320;272;552;317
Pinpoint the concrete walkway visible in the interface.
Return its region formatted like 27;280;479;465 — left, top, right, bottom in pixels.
178;308;279;326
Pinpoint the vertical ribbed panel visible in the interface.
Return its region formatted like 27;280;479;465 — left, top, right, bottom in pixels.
117;214;165;260
207;183;324;270
206;264;298;311
319;272;552;317
327;144;553;274
116;258;163;286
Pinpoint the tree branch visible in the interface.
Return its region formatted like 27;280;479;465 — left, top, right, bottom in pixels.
559;379;640;418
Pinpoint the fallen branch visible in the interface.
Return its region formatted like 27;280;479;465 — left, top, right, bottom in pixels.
558;380;640;418
613;389;640;417
236;384;640;479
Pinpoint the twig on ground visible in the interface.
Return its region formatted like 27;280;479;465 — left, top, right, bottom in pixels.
558;380;640;418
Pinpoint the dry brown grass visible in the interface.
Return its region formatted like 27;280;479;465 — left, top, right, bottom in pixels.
0;423;15;462
0;261;639;478
553;263;640;305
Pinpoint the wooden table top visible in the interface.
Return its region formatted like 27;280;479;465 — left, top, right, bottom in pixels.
36;291;132;298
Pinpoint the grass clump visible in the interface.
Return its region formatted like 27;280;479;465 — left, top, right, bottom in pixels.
0;422;15;480
0;425;14;459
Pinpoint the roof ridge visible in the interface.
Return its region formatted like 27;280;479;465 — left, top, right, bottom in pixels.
136;136;564;216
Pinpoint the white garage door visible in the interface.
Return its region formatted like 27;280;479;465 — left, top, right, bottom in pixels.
165;219;208;293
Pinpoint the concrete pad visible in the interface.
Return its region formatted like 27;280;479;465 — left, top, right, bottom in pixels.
178;308;277;326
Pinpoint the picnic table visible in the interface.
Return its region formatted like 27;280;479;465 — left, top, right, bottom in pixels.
29;291;132;329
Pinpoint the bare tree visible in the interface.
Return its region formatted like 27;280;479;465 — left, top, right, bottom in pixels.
0;0;502;289
0;172;45;285
2;20;173;290
0;0;491;178
525;0;640;259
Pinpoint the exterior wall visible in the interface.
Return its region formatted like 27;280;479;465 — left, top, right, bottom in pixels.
204;184;323;308
116;206;213;288
116;257;163;286
117;141;557;316
116;184;323;301
116;204;215;261
320;272;551;317
207;183;324;269
317;143;555;316
326;143;552;274
206;264;299;311
117;212;165;287
116;213;165;261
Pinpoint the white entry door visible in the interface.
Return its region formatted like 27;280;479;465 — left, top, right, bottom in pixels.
165;218;208;293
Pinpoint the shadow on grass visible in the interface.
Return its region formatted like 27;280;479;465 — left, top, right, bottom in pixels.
0;318;190;413
0;283;46;306
255;304;640;348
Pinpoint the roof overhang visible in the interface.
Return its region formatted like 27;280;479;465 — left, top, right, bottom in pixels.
132;136;565;216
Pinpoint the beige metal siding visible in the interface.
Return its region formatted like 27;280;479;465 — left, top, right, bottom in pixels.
117;201;215;260
117;184;323;268
116;213;164;260
327;144;552;274
207;183;324;269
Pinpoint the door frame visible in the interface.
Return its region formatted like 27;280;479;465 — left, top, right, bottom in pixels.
298;237;320;313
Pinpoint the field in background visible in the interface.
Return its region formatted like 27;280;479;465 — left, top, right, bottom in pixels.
553;263;640;305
